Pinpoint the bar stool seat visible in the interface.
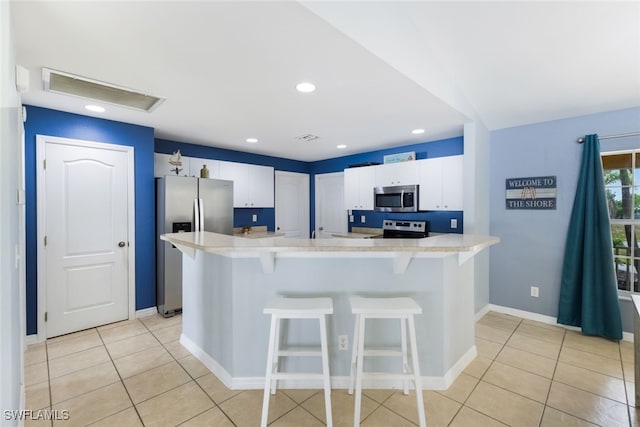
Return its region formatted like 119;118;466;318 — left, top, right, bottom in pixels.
261;296;333;427
348;296;426;427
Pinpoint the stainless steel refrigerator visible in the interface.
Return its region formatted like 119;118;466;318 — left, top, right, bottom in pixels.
156;176;233;317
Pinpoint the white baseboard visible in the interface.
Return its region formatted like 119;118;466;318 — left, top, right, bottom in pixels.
483;304;634;343
179;333;476;391
136;307;157;318
24;334;40;346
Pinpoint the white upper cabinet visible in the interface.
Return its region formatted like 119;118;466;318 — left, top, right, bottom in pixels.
418;155;463;211
374;161;419;187
344;166;375;210
219;161;274;208
155;153;191;177
189;158;220;179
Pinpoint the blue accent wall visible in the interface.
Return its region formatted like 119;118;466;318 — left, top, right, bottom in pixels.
311;136;465;233
24;106;155;335
156;136;464;233
155;139;309;231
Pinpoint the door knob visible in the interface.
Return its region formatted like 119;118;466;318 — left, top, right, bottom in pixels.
118;241;126;248
319;226;324;231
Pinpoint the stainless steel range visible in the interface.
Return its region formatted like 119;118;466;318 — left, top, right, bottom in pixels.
382;219;429;239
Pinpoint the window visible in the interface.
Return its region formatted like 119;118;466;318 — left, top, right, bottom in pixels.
602;150;640;293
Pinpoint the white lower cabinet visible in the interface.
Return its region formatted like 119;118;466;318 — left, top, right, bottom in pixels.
219;161;274;208
418;155;463;210
344;166;375;210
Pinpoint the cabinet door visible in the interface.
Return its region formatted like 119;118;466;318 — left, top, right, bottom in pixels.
418;158;443;210
344;167;375;210
374;162;418;187
358;166;375;210
248;164;274;208
189;158;220;179
219;161;249;207
155;153;190;177
344;168;360;209
154;153;172;177
441;155;463;210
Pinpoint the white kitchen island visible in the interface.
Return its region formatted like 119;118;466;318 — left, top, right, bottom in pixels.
161;231;499;391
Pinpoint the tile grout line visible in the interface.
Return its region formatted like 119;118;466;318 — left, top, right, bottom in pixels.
142;315;239;427
95;320;147;426
445;317;525;427
536;324;566;427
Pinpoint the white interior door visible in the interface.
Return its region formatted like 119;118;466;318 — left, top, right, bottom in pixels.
275;171;310;238
38;136;132;338
314;172;346;238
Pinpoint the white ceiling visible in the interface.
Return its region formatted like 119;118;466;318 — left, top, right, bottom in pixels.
10;1;640;162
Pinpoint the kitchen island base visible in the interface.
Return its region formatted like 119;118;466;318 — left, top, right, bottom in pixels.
178;250;479;391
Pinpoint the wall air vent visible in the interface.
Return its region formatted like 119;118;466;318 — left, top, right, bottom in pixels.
42;68;165;112
296;134;320;142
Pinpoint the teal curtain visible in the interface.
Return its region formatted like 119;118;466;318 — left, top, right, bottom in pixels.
557;134;622;340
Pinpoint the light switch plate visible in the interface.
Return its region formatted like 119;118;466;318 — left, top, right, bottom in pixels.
252;214;257;222
450;219;457;228
360;215;366;223
349;215;354;223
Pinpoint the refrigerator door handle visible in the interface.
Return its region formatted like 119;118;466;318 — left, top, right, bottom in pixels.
199;198;205;230
193;198;200;231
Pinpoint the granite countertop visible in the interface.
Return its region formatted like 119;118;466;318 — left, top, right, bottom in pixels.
232;225;285;239
332;226;383;239
161;231;500;254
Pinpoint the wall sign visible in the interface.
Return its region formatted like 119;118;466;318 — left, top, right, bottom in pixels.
505;176;557;210
383;151;415;164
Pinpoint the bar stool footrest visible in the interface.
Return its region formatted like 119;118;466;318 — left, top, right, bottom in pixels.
278;346;322;357
362;347;404;357
361;372;416;380
271;372;325;381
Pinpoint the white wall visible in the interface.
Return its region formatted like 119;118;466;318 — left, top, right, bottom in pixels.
1;1;26;425
463;121;491;313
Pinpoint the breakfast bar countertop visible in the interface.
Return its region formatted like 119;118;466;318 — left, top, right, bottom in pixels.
161;231;500;254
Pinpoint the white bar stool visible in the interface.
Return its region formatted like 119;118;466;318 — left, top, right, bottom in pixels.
348;296;426;427
261;296;333;427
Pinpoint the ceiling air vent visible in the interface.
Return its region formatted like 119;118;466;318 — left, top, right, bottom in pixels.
42;68;165;112
296;134;320;142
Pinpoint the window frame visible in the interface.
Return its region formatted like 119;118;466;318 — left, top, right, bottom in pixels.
601;148;640;297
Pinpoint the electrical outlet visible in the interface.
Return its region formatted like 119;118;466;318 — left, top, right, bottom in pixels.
252;214;257;222
530;286;539;297
338;335;348;351
360;215;366;223
450;219;458;228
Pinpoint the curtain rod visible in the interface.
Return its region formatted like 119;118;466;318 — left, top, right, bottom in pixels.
577;132;640;143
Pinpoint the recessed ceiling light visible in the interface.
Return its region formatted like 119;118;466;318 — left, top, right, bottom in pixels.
337;144;347;149
246;138;258;143
295;82;316;93
85;105;105;113
411;129;425;135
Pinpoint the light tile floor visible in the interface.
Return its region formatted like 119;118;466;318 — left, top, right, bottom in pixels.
23;311;640;426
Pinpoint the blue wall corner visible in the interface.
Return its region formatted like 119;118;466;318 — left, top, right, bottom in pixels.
24;106;156;335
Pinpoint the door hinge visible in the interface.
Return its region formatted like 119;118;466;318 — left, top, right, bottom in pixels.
44;236;47;246
44;312;48;322
43;159;46;170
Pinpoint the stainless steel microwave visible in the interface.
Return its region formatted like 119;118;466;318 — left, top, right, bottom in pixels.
374;185;419;212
